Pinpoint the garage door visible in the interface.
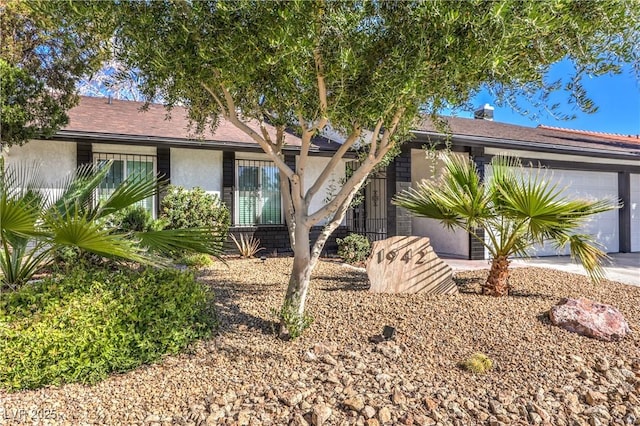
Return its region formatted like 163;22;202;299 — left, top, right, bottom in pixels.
631;174;640;252
486;167;619;257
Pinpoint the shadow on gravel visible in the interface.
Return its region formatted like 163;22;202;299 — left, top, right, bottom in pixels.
508;289;555;300
206;284;278;336
453;277;482;294
536;312;552;325
316;273;370;292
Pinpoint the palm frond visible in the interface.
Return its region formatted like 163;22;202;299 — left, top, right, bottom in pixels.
50;161;111;216
46;209;147;263
95;172;165;219
563;234;609;282
134;227;225;259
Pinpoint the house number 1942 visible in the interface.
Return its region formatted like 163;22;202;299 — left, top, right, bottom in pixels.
376;248;427;265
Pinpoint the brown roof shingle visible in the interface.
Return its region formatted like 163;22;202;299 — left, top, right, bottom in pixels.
415;116;640;156
63;96;302;146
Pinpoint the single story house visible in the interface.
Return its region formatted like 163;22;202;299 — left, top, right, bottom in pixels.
5;97;639;259
383;105;640;259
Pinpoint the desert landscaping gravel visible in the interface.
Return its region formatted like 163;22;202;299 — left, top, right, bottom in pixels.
1;257;639;426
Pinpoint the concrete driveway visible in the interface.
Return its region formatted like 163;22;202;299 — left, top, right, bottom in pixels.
443;252;640;287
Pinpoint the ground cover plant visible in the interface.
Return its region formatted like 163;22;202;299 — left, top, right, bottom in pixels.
0;267;216;391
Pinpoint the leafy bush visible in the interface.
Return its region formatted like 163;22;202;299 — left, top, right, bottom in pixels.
178;253;215;268
113;205;163;233
336;233;371;264
272;301;313;340
161;186;230;235
460;352;494;374
0;267;216;391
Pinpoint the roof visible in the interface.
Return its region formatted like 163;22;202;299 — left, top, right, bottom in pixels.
536;125;640;145
60;96;302;148
59;96;639;159
414;116;640;158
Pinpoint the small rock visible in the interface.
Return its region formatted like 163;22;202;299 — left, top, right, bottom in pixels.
279;391;304;407
304;351;318;362
363;405;377;419
237;411;251;426
595;356;610;372
585;390;607;406
311;405;332;426
378;407;392;424
320;354;338;366
366;419;380;426
392;387;406;405
423;397;438;411
344;396;365;412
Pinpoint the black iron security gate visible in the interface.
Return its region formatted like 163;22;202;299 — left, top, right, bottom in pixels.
345;162;388;241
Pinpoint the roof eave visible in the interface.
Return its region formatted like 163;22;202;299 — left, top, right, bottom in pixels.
412;130;640;160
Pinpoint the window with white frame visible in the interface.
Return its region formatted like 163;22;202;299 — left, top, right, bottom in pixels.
94;152;157;215
235;159;282;225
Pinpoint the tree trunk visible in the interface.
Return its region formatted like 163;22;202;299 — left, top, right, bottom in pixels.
482;255;510;296
278;221;314;340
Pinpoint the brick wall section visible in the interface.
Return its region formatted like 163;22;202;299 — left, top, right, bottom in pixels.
469;147;486;260
386;148;412;236
227;225;349;255
76;142;92;166
222;151;235;220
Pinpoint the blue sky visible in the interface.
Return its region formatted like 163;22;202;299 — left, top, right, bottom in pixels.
450;61;640;136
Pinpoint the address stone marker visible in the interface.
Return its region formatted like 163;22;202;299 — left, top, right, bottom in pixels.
366;236;457;294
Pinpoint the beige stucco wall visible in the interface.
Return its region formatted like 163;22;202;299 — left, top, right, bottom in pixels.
410;149;469;258
170;148;223;197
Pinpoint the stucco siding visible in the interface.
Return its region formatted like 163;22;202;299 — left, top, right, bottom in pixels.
5;140;76;200
410;149;469;257
631;174;640;252
170;148;223;197
301;156;347;226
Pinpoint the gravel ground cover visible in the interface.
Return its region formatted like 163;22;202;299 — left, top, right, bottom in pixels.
1;258;639;426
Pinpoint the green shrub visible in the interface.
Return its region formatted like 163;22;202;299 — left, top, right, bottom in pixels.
178;252;215;268
460;352;494;374
113;205;163;233
0;267;216;391
336;233;371;264
272;301;313;340
161;186;230;235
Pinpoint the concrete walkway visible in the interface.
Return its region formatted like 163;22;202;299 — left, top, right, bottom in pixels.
443;252;640;287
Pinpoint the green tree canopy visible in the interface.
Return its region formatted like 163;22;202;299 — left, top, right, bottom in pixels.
0;0;112;146
40;0;640;338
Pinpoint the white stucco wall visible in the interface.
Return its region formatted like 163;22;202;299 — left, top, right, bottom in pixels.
170;148;223;197
5;140;76;200
301;156;347;226
631;174;640;252
410;149;469;258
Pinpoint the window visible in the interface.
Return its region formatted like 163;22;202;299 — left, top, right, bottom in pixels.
235;159;282;225
94;152;156;214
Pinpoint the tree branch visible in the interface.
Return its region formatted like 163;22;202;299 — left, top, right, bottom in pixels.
311;48;329;132
304;124;361;206
211;82;294;180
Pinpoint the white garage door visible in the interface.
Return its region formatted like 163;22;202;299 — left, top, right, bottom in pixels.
486;167;619;257
631;174;640;252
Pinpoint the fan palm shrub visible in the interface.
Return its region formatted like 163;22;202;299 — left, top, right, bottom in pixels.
394;154;618;296
0;158;224;288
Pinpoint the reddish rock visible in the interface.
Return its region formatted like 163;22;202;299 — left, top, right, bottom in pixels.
549;298;630;341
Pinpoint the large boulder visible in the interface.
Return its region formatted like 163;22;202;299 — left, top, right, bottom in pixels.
549;298;630;341
366;236;456;294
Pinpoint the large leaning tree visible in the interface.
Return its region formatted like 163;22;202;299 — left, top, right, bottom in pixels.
0;0;114;147
43;0;639;338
